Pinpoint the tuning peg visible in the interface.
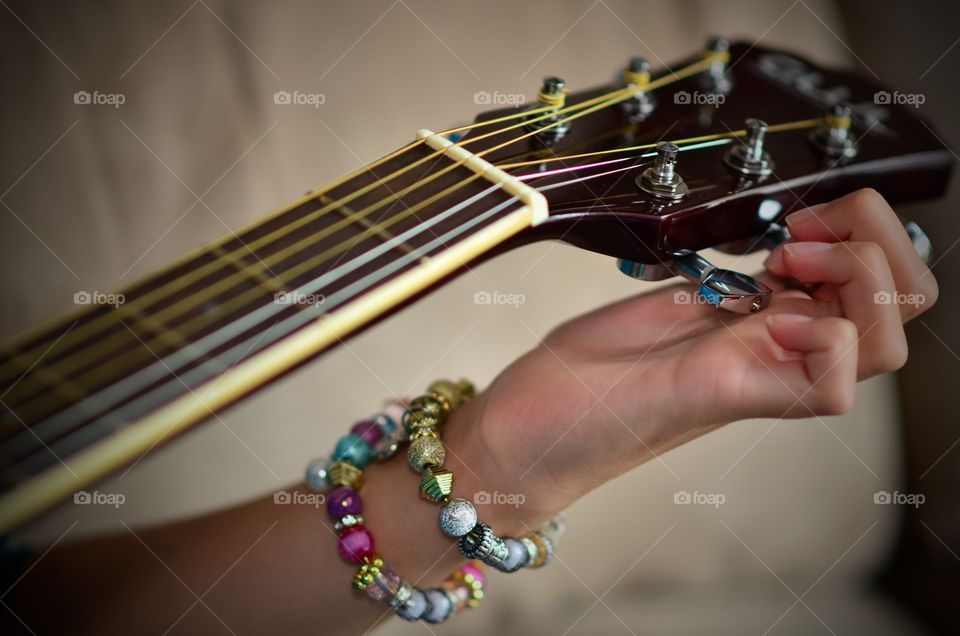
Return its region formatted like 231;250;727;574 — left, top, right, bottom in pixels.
637;142;688;200
702;36;732;93
725;118;774;176
527;76;569;141
617;250;772;313
810;103;857;160
623;57;655;120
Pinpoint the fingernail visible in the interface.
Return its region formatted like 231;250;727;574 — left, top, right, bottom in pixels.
785;203;827;226
763;245;784;270
767;313;813;327
784;241;832;256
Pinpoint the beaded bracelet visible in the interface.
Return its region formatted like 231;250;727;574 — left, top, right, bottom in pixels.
401;381;567;573
305;395;486;623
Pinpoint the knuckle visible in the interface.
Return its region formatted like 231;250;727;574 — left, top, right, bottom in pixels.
815;383;855;416
847;188;887;215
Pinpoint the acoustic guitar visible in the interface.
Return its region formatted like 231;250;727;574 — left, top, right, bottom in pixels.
0;39;952;534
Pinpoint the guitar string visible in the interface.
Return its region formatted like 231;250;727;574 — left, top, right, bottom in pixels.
6;122;816;463
0;56;726;397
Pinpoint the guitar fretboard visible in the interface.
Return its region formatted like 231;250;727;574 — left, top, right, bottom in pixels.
0;139;536;526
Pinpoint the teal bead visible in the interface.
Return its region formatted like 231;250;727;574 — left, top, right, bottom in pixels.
305;457;331;490
333;434;372;468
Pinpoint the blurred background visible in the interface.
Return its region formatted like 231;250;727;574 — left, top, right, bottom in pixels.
1;0;958;633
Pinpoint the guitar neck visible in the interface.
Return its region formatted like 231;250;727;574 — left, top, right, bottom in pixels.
0;130;545;532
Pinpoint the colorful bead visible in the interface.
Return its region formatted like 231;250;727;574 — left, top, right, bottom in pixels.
304;457;330;490
396;589;427;621
420;465;454;502
338;525;375;563
327;461;364;490
365;563;401;602
423;588;454;624
333;433;372;468
501;537;528;572
438;498;478;537
407;435;445;472
352;555;384;591
350;420;384;446
326;486;363;518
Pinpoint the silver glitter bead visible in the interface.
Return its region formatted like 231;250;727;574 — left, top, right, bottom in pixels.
438;498;478;537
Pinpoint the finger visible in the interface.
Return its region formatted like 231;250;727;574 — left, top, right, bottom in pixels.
695;313;859;422
783;189;938;320
781;241;908;378
763;313;859;416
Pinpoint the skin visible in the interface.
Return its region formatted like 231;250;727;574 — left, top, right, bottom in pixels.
3;189;939;635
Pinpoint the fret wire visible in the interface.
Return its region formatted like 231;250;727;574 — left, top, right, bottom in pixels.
320;194;417;255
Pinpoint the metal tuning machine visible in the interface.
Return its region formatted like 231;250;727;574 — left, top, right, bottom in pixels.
618;251;773;314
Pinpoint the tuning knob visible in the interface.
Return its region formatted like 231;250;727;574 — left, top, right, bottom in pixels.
810;103;858;160
637;142;689;200
617;250;772;313
623;57;655;120
702;36;732;93
725;119;774;176
527;76;569;140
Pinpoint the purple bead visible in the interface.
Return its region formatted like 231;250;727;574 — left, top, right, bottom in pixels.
327;486;363;519
338;525;375;563
350;419;384;446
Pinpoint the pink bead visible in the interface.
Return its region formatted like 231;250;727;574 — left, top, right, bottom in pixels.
365;563;401;602
350;420;384;446
338;525;375;563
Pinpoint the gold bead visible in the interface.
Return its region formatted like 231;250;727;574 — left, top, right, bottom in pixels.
428;380;460;413
456;379;475;401
420;465;454;502
523;532;549;568
327;461;364;490
403;408;439;437
410;428;438;442
407;435;446;472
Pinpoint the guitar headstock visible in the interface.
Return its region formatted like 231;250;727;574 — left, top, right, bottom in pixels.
458;39;953;311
